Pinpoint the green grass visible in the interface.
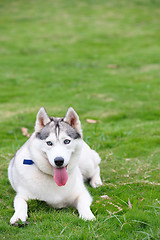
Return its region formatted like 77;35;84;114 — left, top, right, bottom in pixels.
0;0;160;239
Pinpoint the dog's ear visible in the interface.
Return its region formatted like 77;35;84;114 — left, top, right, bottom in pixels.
64;107;82;137
35;107;51;132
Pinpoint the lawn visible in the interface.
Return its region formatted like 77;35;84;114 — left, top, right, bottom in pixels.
0;0;160;239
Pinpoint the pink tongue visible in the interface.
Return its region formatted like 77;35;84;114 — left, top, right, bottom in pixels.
54;167;68;186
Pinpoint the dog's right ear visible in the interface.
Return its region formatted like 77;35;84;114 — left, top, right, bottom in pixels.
35;107;51;132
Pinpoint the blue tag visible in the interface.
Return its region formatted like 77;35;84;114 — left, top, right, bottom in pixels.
23;159;34;165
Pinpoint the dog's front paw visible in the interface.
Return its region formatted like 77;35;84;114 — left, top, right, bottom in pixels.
10;212;28;226
79;210;96;221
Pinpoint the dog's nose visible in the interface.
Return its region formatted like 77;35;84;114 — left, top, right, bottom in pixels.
54;157;64;167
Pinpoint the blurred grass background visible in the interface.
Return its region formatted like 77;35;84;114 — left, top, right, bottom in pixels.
0;0;160;239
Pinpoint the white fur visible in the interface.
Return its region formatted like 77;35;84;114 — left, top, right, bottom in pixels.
8;108;102;225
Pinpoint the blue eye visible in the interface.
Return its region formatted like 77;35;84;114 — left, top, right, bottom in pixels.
64;139;71;144
46;141;53;146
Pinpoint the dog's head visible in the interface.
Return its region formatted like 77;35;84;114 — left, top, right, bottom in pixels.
34;107;83;186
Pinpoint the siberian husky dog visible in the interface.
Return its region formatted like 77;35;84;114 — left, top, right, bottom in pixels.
8;107;102;225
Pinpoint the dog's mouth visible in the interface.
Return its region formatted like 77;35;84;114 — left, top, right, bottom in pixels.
53;166;68;187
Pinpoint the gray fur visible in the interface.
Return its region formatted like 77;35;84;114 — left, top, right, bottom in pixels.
36;124;51;140
36;118;81;140
62;122;81;139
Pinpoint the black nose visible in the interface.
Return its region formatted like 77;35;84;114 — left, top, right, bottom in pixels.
54;157;64;167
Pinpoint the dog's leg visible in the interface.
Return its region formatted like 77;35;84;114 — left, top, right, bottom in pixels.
90;166;102;188
10;194;28;225
76;190;95;221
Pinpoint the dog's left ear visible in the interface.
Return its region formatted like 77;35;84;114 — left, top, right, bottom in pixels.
64;107;82;137
35;107;51;132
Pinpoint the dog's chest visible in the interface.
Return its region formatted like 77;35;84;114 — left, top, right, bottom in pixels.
25;170;78;207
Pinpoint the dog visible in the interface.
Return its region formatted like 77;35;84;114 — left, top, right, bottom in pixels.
8;107;102;225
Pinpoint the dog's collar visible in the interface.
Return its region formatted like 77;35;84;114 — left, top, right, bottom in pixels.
23;159;34;165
